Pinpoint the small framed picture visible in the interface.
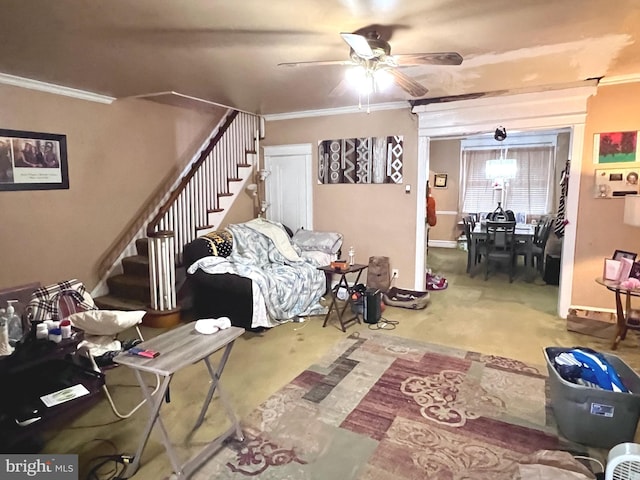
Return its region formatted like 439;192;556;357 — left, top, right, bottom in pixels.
613;249;637;261
434;173;447;188
630;262;640;280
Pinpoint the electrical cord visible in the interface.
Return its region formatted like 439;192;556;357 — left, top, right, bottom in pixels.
368;316;399;330
85;454;133;480
83;439;133;480
572;455;604;474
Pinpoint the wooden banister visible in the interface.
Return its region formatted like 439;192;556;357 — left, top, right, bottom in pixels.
146;110;239;237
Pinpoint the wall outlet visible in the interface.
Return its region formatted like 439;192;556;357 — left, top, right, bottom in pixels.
392;269;399;279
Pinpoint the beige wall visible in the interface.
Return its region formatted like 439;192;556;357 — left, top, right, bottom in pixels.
4;81;637;308
221;190;256;228
429;139;461;243
572;83;640;309
0;84;224;290
263;109;419;288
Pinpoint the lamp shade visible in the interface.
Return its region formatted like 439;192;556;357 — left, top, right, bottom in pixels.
624;194;640;226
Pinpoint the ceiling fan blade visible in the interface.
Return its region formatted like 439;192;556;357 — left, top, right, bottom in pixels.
278;60;355;67
393;52;463;66
388;69;429;97
340;33;374;59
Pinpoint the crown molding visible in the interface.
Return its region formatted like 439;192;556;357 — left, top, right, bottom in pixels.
598;74;640;86
263;101;409;121
0;73;115;104
413;84;597;137
130;91;258;115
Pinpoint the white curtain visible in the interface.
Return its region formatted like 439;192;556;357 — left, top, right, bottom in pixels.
503;146;555;214
461;145;555;215
460;148;502;214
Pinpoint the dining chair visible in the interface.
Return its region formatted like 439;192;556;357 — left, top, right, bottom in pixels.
484;221;517;282
462;216;473;273
463;216;485;275
531;217;553;274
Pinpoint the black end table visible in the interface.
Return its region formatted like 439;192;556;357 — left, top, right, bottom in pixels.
318;264;367;332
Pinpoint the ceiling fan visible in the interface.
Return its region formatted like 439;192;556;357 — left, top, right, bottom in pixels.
278;30;463;98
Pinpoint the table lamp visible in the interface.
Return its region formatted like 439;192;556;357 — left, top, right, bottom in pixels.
624;194;640;226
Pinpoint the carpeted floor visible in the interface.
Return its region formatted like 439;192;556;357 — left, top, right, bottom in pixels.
42;247;640;479
194;331;594;480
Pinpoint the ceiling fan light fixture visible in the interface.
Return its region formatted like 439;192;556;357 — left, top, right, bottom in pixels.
374;68;393;91
346;66;374;95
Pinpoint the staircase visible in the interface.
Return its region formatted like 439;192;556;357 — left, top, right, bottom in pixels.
94;238;152;312
93;110;260;325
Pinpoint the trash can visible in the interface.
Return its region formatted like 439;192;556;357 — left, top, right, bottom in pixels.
544;346;640;448
544;254;560;285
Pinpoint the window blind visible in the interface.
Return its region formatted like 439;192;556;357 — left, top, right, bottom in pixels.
461;146;555;215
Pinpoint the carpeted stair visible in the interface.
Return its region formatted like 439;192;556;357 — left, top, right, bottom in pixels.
94;237;187;313
93;238;151;311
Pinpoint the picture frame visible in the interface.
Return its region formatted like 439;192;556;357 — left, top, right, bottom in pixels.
434;173;448;188
593;131;639;165
0;128;69;191
630;261;640;280
613;249;637;261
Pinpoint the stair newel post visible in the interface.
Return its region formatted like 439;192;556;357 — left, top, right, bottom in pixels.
145;230;181;327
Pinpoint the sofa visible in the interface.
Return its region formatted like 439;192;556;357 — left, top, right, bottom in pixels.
183;218;343;330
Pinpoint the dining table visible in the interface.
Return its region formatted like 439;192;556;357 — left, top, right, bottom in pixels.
469;222;537;277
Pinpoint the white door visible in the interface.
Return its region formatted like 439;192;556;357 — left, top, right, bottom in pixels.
263;144;313;231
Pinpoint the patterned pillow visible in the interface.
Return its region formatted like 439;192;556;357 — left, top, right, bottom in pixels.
201;230;233;257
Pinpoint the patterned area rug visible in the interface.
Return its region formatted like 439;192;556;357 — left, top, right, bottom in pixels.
195;332;589;479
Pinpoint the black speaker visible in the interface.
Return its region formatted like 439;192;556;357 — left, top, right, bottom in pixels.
363;288;382;324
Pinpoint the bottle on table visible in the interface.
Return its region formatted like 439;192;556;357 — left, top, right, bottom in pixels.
6;300;23;347
0;308;14;356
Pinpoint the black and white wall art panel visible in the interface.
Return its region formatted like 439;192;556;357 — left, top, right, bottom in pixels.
318;136;403;184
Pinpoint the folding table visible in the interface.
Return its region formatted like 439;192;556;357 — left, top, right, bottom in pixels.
114;323;245;479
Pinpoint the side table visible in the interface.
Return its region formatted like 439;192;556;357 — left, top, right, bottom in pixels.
318;264;367;332
595;277;640;350
0;328;105;453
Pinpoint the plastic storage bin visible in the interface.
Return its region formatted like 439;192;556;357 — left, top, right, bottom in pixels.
544;347;640;448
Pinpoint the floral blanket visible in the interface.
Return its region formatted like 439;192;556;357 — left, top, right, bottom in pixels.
189;219;327;323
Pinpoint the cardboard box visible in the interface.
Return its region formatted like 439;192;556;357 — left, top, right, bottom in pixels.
566;308;617;339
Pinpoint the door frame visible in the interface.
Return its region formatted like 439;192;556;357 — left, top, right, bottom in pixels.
412;83;597;318
263;143;314;230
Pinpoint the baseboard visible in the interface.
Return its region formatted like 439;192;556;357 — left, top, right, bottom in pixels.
428;240;458;248
569;305;616;314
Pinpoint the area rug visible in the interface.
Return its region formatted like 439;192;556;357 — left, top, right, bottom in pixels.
195;332;592;479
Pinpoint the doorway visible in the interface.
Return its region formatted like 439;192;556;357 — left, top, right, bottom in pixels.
262;144;313;231
412;83;598;318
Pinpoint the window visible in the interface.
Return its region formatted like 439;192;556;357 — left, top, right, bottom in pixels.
461;145;555;215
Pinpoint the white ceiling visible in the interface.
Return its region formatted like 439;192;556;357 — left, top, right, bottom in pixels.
0;0;638;115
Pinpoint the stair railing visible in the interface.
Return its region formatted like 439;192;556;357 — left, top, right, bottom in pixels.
146;110;260;314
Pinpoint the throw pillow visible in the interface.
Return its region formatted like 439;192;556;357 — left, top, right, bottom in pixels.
67;310;145;336
202;230;233;257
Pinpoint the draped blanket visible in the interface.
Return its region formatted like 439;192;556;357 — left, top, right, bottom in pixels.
188;219;326;323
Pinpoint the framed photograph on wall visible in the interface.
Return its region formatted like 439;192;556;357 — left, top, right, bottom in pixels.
593;131;639;164
613;249;637;261
0;128;69;191
434;173;448;188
